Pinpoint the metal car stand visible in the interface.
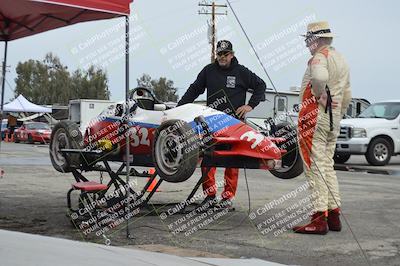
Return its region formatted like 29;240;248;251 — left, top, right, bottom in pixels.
62;114;220;239
62;150;163;210
157;115;215;215
62;148;165;245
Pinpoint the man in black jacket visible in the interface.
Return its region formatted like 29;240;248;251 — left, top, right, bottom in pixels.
178;40;266;208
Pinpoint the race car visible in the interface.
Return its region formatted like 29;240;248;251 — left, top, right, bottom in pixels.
49;87;303;182
14;122;52;144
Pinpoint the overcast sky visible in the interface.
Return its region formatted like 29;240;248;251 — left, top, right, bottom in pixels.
2;0;399;104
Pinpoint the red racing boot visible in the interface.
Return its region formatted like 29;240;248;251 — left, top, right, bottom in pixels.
293;211;328;235
327;208;342;231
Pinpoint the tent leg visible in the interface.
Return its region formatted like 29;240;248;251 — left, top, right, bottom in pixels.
0;41;8;152
124;15;133;240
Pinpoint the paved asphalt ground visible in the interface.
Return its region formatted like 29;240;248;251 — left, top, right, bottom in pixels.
0;142;399;266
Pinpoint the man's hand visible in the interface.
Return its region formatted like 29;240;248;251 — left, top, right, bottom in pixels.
236;105;253;119
318;93;338;109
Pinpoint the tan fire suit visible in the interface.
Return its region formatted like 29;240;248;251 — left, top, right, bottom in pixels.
298;45;352;212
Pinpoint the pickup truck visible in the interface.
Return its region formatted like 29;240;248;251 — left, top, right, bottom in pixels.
335;100;400;166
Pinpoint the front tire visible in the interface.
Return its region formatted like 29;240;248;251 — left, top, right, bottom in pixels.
269;123;303;179
153;120;200;183
14;133;20;143
365;138;392;166
49;121;83;173
28;134;34;144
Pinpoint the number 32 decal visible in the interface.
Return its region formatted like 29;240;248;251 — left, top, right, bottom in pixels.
130;127;150;147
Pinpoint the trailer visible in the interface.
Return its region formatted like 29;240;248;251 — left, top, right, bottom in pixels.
68;99;115;132
247;89;371;128
246;88;300;130
344;98;370;118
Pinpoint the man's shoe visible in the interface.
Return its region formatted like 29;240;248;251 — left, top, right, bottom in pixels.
293;211;328;235
214;198;235;211
328;208;342;231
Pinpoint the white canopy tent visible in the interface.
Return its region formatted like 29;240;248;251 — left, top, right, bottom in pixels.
3;95;52;113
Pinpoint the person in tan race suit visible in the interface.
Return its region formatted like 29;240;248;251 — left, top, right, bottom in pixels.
293;21;352;235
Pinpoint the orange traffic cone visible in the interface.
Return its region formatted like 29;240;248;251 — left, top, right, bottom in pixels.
4;133;9;142
146;168;161;192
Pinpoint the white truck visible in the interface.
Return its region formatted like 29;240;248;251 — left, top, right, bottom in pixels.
335;100;400;165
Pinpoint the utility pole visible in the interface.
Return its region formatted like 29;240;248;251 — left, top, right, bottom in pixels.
198;1;227;63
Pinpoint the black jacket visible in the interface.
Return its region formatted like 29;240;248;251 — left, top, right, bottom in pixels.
177;57;266;117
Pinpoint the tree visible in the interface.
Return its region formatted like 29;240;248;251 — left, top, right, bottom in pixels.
135;74;178;102
136;73;152;89
151;77;178;102
14;53;110;105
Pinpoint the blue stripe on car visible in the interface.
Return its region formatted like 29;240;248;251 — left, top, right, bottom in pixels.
189;113;240;134
103;113;240;132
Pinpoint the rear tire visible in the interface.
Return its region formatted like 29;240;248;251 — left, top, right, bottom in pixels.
49;121;83;173
365;138;392;166
269;123;303;179
153;120;200;183
333;153;351;164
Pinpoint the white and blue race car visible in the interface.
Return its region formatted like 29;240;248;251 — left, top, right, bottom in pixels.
50;87;303;182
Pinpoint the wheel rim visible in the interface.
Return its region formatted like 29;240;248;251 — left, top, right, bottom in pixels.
51;128;70;166
373;143;388;162
155;129;184;176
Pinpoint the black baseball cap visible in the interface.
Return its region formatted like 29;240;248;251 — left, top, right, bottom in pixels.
216;40;233;54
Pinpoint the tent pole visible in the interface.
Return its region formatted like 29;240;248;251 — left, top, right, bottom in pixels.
0;40;8;151
124;15;132;239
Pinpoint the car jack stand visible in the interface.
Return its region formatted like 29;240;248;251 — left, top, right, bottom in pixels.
176;166;209;214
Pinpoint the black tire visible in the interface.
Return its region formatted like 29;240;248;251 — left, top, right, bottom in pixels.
365;137;392;166
49;121;83;173
269;123;303;179
14;133;20;143
333;153;351;164
28;134;34;144
153;120;200;183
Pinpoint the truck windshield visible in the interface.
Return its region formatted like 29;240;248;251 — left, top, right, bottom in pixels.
358;102;400;120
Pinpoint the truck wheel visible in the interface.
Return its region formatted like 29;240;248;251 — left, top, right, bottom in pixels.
365;138;392;166
269;123;303;179
333;153;351;164
153;120;199;183
49;121;83;173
